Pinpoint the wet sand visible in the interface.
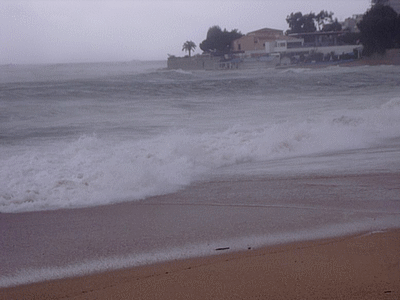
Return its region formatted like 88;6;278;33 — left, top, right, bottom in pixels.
1;172;399;299
1;229;399;300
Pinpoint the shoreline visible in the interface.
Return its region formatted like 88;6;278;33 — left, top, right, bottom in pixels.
1;229;399;299
1;172;399;292
168;48;400;70
276;55;400;70
298;48;400;68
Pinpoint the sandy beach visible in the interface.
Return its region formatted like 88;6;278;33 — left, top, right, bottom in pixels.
1;172;400;299
1;229;399;300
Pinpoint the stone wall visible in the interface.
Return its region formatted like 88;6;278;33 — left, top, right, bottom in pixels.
167;55;221;70
341;48;400;66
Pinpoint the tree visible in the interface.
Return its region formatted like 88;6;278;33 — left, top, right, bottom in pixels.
322;19;342;32
182;40;196;57
286;10;342;34
396;14;400;47
358;4;398;55
371;0;389;4
339;32;361;45
286;12;316;34
315;10;334;31
199;26;243;54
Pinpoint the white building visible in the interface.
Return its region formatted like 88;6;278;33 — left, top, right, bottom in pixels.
232;28;361;60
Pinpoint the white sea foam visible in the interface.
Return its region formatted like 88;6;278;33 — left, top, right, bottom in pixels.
1;63;400;213
1;97;399;213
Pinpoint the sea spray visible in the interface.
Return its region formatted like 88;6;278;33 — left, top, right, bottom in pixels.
1;63;400;212
2;97;399;213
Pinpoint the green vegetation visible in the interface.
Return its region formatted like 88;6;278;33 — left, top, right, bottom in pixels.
321;19;342;32
199;26;243;54
358;4;399;56
285;10;341;35
182;41;197;57
286;12;317;34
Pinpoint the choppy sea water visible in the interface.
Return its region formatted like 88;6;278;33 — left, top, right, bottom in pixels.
1;61;400;288
1;61;400;213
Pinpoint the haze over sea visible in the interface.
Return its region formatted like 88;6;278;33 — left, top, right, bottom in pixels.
1;61;400;286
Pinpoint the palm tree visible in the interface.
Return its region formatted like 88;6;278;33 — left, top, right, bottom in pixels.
182;40;196;57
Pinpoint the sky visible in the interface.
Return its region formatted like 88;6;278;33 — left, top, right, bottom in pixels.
1;0;372;65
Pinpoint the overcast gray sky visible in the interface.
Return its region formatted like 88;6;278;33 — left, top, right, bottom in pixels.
1;0;371;65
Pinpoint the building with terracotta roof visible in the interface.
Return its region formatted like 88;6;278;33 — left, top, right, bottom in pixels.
232;28;304;57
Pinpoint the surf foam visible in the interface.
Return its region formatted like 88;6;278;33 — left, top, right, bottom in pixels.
1;97;399;213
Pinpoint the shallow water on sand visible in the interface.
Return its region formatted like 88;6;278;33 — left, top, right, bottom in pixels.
1;173;399;287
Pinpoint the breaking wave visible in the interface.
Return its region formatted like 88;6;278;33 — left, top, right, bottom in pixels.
1;97;399;213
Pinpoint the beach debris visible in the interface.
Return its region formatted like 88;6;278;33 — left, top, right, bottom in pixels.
215;247;230;251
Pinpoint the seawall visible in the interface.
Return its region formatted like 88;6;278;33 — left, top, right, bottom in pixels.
167;56;221;70
340;48;400;66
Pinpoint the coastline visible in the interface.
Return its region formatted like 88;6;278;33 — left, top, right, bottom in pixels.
275;48;400;69
168;48;400;70
341;48;400;66
1;171;400;296
1;229;399;300
303;48;400;68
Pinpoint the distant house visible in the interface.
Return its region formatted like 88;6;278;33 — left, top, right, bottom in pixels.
229;27;363;67
288;31;343;48
169;26;364;70
232;28;304;57
269;36;305;53
232;28;283;54
286;31;362;58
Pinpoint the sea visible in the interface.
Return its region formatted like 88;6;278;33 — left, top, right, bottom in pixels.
1;60;400;287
